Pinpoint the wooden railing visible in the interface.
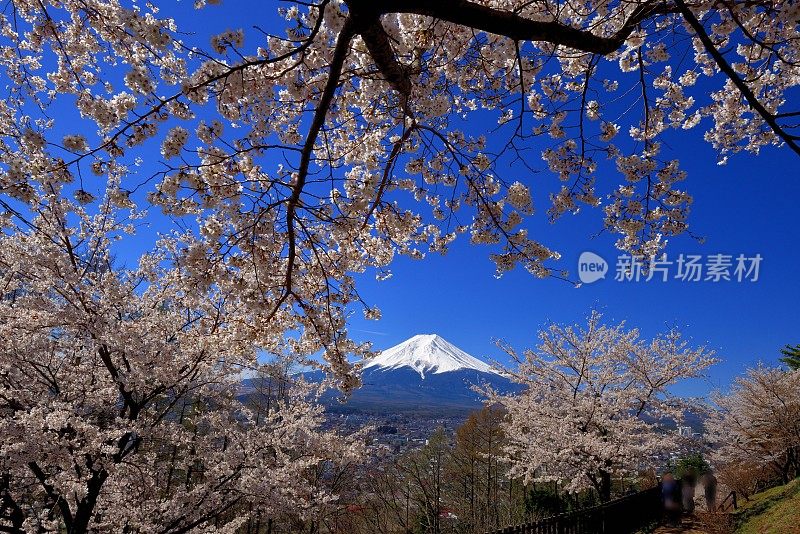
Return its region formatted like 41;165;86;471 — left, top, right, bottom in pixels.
719;490;738;511
487;487;662;534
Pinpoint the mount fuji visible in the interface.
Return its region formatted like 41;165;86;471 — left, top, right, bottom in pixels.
326;334;517;416
363;334;498;378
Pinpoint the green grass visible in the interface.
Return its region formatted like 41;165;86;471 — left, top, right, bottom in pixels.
734;477;800;533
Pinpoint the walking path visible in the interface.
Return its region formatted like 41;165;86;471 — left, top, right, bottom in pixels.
652;516;709;533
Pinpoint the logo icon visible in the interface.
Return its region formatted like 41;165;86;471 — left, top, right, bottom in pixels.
578;252;608;284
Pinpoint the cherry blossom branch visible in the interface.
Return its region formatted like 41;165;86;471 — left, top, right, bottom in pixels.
276;17;356;317
356;0;677;54
675;0;800;156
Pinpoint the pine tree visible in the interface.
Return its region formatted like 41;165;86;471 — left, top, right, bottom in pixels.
780;344;800;370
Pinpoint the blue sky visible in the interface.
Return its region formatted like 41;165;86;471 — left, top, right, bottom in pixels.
127;2;800;395
346;137;800;396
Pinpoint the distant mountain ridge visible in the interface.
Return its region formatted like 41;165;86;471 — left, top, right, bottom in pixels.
331;334;516;416
241;335;518;417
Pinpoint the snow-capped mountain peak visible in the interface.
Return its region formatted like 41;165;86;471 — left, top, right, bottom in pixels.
363;334;497;378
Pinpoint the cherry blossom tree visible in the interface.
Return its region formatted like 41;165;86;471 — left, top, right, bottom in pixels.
0;192;363;532
0;0;796;529
488;311;716;502
0;0;798;387
706;365;800;484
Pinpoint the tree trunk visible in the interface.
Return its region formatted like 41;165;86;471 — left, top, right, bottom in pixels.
599;470;612;503
70;469;108;533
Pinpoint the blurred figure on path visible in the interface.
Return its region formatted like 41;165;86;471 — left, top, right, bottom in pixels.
700;471;718;512
661;472;682;526
681;470;697;514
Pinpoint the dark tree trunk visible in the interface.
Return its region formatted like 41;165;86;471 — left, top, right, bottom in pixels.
599;470;612;503
70;469;108;533
0;474;25;533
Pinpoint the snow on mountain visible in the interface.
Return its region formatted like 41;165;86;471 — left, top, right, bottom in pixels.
363;334;497;378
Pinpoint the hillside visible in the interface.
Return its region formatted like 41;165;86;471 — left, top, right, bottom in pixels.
734;478;800;533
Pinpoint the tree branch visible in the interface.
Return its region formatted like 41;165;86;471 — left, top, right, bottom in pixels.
353;13;413;116
675;0;800;156
351;0;676;55
27;462;73;530
275;17;356;314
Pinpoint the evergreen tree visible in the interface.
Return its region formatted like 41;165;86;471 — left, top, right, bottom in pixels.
780;344;800;370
